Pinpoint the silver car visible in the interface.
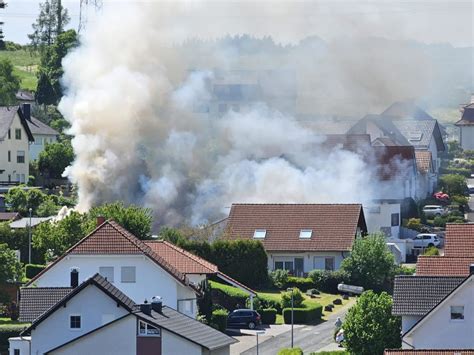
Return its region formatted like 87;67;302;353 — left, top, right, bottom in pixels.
413;233;441;248
422;205;446;217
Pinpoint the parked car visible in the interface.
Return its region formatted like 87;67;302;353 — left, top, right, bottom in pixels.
227;309;261;329
468;185;474;194
422;205;446;217
413;233;441;249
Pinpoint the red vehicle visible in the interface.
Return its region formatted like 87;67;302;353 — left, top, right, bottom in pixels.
433;192;450;202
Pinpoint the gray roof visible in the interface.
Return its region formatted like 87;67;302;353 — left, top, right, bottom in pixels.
10;217;53;229
28;116;59;136
347;114;411;146
136;307;237;350
19;287;72;322
392;276;465;316
392;120;442;150
381;101;435;120
0;106;19;140
16;90;35;102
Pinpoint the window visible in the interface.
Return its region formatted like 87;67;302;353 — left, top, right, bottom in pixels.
14;350;20;355
8;129;11;139
121;266;136;283
99;266;114;282
391;213;400;227
7;151;10;162
284;261;294;273
70;315;81;329
17;151;25;164
138;320;161;336
450;306;464;320
253;229;266;239
299;229;312;239
178;299;194;315
275;261;283;270
15;129;21;140
274;261;293;272
325;257;335;271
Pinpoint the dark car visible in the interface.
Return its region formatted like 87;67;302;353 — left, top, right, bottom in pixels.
227;309;261;329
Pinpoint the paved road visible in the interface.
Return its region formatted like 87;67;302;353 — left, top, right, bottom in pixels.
240;300;354;355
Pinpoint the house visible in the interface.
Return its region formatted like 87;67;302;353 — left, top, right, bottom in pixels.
224;203;367;276
0;211;20;222
455;101;474;151
22;218;255;319
415;151;436;197
15;90;35;105
16;103;59;161
11;273;235;355
364;200;401;238
0;106;34;184
10;216;53;229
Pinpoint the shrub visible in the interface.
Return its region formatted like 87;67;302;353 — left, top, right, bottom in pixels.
269;269;289;289
257;294;282;312
210;309;228;332
260;308;277;324
281;288;304;308
423;246;439;256
406;218;422;231
439;174;468;196
278;348;303;355
24;264;45;279
308;269;349;293
210;281;248;310
394;265;415;276
283;303;323;324
433;216;447;227
333;298;342;305
451;195;469;206
285;276;314;292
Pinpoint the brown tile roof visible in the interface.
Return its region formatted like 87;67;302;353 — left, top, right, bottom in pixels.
416;256;474;276
0;212;20;221
145;241;218;274
385;350;474;355
372;146;416;181
19;287;72;322
225;203;366;252
444;223;474;257
414;151;432;174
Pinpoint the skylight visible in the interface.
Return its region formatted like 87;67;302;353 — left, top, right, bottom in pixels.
408;132;423;141
299;229;312;239
253;229;267;239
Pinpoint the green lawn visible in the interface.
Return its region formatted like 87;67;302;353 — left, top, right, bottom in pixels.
0;49;40;91
0;317;29;327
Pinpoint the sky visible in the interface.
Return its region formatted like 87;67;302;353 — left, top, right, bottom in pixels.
1;0;473;47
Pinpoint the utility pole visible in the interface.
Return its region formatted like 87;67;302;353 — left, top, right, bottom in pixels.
57;0;62;35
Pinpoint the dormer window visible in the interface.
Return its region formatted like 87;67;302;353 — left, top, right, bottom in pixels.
138;320;161;336
299;229;312;239
253;229;266;239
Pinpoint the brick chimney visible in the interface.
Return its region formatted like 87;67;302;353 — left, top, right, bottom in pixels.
20;103;31;121
96;216;106;227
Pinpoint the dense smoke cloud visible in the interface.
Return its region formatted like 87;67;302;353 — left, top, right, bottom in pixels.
59;1;442;227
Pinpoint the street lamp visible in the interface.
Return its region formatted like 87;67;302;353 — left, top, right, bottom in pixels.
28;208;32;264
255;330;265;355
287;287;294;348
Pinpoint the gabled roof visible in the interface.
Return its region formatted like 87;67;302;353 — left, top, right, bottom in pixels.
381;101;435;120
392;120;445;152
385;350;474;355
414;151;433;174
225;203;367;252
444;223;474;257
0;106;34;142
145;240;218;274
15;90;35;102
416;256;474;277
456;103;474;126
136;306;237;350
27;116;59;136
22;273;136;334
26;220;189;288
347;114;410;146
19;287;72;323
392;275;465;316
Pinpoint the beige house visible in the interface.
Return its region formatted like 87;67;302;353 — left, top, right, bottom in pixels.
0;106;34;184
455;101;474;151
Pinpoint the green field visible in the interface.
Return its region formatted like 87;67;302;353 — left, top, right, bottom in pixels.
0;49;40;91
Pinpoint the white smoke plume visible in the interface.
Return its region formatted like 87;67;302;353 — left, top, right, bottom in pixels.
59;1;438;227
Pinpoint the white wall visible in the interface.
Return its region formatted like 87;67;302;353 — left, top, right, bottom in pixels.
404;277;474;349
8;337;30;355
268;251;345;274
31;284;129;355
364;203;401;238
29;134;57;161
0;111;30;183
401;315;422;335
460;126;474;151
32;254;184;314
162;329;202;355
209;347;230;355
50;315;136;355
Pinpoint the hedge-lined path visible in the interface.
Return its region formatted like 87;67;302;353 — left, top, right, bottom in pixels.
235;298;355;355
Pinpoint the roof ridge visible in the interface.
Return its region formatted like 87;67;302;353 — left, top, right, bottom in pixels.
231;203;363;206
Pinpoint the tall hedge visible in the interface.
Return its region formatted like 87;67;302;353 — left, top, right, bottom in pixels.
282;303;323;324
180;239;268;287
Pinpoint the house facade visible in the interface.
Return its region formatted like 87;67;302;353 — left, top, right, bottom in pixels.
224;203;367;276
0;106;34;184
455;102;474;151
11;274;235;355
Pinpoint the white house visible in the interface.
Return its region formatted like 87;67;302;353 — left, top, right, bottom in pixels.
455;102;474;151
0;106;34;184
23;218;254;319
10;273;235;355
364;200;401;238
224;203;367;276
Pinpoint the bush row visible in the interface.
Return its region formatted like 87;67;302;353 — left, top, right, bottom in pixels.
25;264;46;279
210;309;228;332
278;348;303;355
282;303;323;324
260;308;277;324
269;269;349;294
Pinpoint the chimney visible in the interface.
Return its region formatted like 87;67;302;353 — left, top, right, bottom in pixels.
140;300;152;315
470;264;474;275
96;216;106;227
21;103;31;122
70;268;79;288
151;296;162;313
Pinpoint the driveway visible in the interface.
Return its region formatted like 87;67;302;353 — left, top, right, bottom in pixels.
231;299;355;355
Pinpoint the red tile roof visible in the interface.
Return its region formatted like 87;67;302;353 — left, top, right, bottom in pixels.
414;151;432;174
444;223;474;257
225;203;366;252
416;256;474;276
145;241;218;274
385;350;474;355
